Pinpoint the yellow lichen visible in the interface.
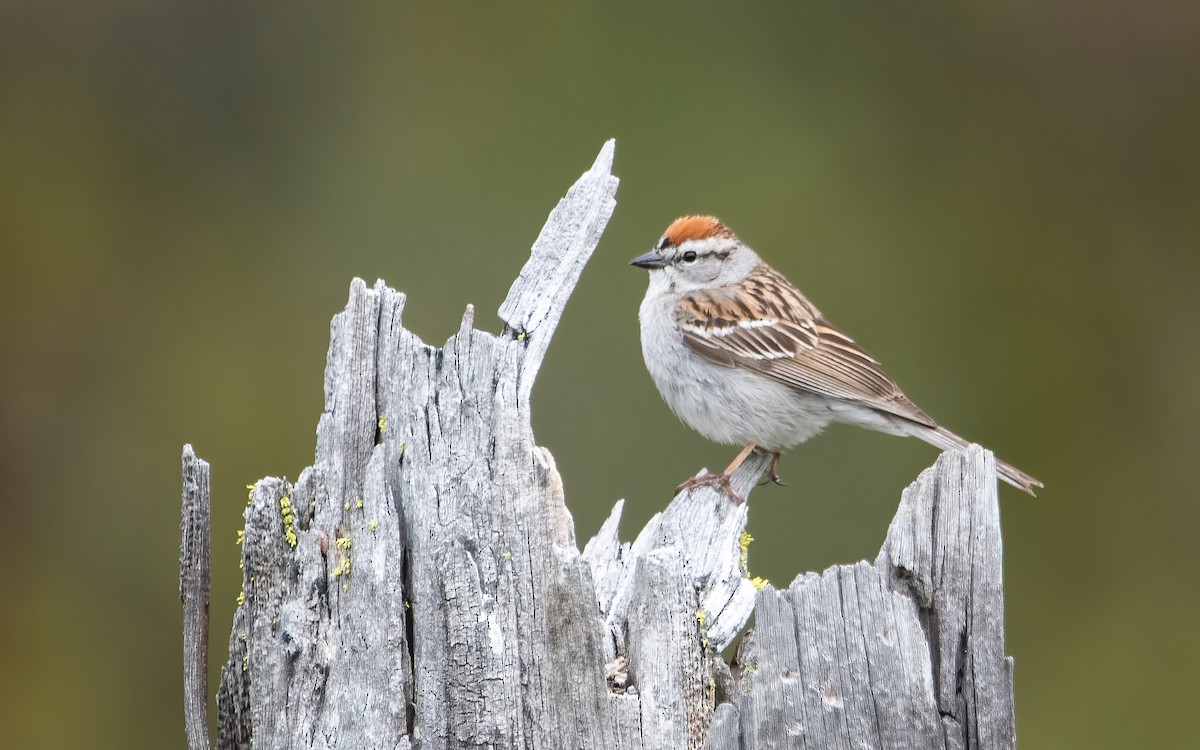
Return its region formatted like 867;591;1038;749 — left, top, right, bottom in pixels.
236;591;245;606
331;552;352;582
377;415;388;434
343;501;350;510
739;531;753;574
280;496;297;547
336;537;352;550
696;608;711;650
739;531;768;588
368;519;378;533
355;498;364;509
236;529;244;546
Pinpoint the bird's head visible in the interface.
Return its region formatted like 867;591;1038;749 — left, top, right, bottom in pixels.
630;215;760;292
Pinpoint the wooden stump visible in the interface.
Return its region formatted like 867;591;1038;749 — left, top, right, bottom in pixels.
180;140;1016;750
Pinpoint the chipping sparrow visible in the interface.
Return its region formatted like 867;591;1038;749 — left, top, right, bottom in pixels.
631;215;1042;498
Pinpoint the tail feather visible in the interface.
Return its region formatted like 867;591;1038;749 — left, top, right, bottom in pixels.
911;424;1043;496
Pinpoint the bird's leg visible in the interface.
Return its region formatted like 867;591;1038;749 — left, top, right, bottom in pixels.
722;442;759;477
674;443;758;503
755;450;786;486
767;451;785;486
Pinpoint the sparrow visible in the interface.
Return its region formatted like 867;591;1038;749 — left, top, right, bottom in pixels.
631;215;1042;499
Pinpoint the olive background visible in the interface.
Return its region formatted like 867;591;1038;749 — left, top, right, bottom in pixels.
2;3;1197;748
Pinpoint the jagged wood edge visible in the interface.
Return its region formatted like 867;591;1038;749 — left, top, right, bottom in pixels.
703;446;1016;750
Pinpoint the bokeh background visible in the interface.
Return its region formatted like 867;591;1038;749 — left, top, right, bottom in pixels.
2;2;1197;748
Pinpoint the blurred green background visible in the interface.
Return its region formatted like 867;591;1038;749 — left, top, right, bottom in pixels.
2;2;1197;748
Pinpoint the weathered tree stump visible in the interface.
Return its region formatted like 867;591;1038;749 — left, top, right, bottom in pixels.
180;141;1016;750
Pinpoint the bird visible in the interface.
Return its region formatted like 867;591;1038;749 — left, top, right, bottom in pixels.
630;214;1042;500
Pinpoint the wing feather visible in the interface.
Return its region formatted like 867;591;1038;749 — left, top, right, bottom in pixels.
677;264;935;427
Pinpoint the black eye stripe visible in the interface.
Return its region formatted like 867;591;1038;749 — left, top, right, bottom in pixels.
655;236;670;251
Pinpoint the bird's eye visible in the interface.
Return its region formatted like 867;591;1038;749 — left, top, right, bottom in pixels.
682;250;698;263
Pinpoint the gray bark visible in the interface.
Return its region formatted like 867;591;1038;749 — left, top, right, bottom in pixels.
180;445;212;750
179;140;1016;749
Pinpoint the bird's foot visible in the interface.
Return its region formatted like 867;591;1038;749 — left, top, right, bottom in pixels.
767;451;785;486
675;471;744;504
756;452;786;486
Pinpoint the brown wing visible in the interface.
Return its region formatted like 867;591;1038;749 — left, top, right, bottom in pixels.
677;263;936;428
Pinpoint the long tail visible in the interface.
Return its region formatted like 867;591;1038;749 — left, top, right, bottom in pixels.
909;424;1043;496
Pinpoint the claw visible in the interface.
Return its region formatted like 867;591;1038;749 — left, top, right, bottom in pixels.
675;472;745;504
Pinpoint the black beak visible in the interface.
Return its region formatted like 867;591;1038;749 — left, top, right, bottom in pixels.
629;249;667;270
